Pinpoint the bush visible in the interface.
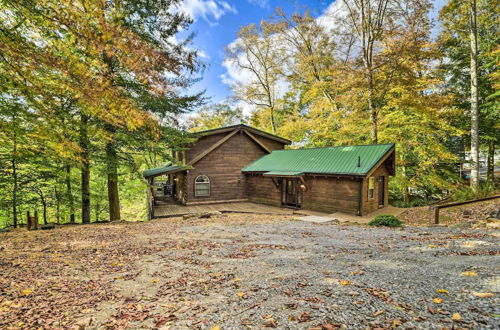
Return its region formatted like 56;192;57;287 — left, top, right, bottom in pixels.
368;214;402;227
449;184;497;202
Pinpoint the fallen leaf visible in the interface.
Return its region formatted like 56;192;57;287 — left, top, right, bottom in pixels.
436;289;449;294
152;278;160;283
263;318;277;327
21;289;32;296
473;292;493;298
263;314;273;319
211;326;221;330
432;298;443;304
452;313;461;321
340;280;351;285
373;310;385;317
461;271;478;276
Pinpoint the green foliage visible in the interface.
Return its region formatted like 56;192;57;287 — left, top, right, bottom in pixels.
0;0;203;226
448;184;498;202
368;215;402;227
187;103;247;132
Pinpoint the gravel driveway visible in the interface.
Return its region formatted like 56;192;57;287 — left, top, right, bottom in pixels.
108;215;499;329
1;214;499;329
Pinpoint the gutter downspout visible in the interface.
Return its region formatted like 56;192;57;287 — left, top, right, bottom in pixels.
357;178;362;216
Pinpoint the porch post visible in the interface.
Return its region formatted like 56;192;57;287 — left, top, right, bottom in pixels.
146;177;154;220
357;178;363;216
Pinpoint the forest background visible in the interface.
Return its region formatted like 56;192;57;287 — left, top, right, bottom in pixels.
0;0;498;227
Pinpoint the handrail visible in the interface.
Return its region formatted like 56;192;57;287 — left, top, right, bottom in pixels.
429;195;499;224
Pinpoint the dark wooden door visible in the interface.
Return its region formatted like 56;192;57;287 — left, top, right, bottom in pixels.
378;176;385;207
283;179;300;208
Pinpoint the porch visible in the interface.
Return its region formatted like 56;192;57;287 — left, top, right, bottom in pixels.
153;200;296;218
151;200;405;224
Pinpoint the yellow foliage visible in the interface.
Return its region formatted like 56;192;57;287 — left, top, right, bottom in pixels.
461;271;478;277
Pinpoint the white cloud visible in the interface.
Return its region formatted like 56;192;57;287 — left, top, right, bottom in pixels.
178;0;237;25
247;0;269;9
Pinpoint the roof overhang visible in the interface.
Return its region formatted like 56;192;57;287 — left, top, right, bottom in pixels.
262;171;304;177
143;165;190;178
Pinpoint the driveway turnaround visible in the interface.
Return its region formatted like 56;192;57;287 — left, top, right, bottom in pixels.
0;214;498;329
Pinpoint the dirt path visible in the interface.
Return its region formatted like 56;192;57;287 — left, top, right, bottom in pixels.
0;214;499;329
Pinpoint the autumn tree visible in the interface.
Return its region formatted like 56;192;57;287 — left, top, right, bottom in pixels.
187;102;247;132
0;0;203;225
439;0;499;187
225;22;287;133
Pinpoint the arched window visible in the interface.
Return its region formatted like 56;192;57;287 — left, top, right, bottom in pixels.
195;175;210;197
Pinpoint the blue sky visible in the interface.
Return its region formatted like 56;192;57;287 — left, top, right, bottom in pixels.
178;0;332;105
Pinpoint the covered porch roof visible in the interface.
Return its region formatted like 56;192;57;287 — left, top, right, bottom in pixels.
143;162;191;178
262;171;304;177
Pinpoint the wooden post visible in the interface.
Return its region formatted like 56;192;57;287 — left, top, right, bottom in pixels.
434;207;440;225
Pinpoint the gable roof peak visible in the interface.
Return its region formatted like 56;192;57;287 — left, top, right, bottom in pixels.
193;124;291;145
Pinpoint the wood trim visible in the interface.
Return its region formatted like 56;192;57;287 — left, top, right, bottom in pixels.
197;124;291;144
185;198;248;206
243;130;272;153
188;129;240;166
365;148;395;178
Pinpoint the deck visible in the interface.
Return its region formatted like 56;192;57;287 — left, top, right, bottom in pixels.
153;201;296;218
152;199;405;223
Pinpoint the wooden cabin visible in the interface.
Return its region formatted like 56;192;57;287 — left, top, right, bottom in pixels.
143;124;395;219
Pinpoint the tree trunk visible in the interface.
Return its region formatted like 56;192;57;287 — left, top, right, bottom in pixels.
105;131;121;221
11;146;18;229
269;106;276;134
487;140;495;184
367;67;378;143
66;164;75;222
469;0;480;188
80;113;91;224
39;189;47;225
54;187;61;224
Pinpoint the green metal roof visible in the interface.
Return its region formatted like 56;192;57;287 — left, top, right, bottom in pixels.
263;171;304;176
242;143;395;176
143;162;189;178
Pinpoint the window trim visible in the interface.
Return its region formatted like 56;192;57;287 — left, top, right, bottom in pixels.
368;176;375;200
195;175;210;197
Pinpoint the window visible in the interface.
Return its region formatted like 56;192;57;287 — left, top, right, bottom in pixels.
195;175;210;197
368;177;375;200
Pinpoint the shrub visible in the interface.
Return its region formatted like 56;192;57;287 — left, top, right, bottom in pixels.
368;214;402;227
449;184;497;202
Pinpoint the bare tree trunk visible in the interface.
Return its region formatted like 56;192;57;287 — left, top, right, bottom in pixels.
105;130;121;221
80;113;91;224
66;164;75;222
487;140;495;184
469;0;480;188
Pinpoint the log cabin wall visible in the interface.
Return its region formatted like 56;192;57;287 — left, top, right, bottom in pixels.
361;160;390;215
185;131;285;204
246;175;359;214
302;177;359;214
246;175;282;207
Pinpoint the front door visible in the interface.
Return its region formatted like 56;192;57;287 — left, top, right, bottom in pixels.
378;176;385;207
282;179;301;208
